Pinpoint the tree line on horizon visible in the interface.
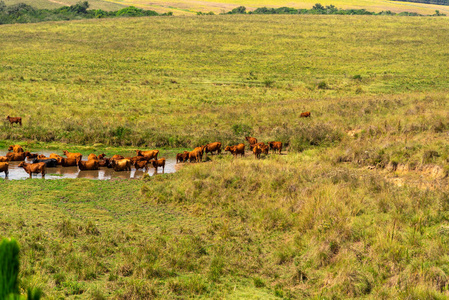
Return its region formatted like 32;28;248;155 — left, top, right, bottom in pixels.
0;1;446;25
0;1;171;25
223;3;446;16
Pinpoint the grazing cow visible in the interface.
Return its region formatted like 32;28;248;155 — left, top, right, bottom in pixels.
204;142;222;155
225;143;245;158
32;158;58;168
300;111;311;118
253;145;262;159
18;162;46;178
8;145;24;153
176;151;190;163
151;158;166;173
78;159;99;171
111;159;132;171
134;160;149;172
0;162;9;177
0;156;8;162
60;158;77;167
6;116;22;126
136;150;159;160
268;141;283;154
245;136;258;146
63;150;82;161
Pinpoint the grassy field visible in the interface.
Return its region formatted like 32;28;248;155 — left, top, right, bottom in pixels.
1;15;449;148
2;14;449;298
101;0;449;15
3;0;449;15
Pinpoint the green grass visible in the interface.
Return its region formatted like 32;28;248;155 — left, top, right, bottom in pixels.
2;155;449;298
2;13;449;299
1;15;449;148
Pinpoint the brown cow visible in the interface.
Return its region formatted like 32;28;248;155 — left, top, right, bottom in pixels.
300;111;311;118
111;159;132;171
110;154;125;161
134;160;149;172
98;158;110;168
253;145;262;159
87;154;98;161
49;153;63;165
151;158;166;173
37;154;48;159
63;150;82;161
8;145;24;153
268;141;283;154
136;150;159;160
176;151;190;163
18;162;46;178
245;137;258;146
0;162;9;177
260;144;269;155
6;116;22;126
78;159;99;171
204;142;222;155
225;144;245;158
60;158;77;167
189;150;201;163
6;151;30;161
249;142;266;150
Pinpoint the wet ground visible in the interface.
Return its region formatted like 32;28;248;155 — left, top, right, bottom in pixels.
0;150;177;180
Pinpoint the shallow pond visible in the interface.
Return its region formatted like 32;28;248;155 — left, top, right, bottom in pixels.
0;150;177;180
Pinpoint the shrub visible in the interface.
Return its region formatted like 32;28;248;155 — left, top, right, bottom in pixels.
317;81;329;89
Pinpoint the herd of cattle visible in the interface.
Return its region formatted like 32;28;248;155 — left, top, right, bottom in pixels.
0;136;283;178
0;145;166;178
175;136;283;163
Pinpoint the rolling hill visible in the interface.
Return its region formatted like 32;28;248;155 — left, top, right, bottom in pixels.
3;0;449;14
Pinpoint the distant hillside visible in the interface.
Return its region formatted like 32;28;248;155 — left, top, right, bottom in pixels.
392;0;449;5
3;0;125;11
100;0;449;15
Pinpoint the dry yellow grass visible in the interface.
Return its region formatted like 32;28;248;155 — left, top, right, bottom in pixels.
103;0;449;14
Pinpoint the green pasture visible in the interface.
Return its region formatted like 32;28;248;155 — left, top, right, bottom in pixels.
1;15;449;148
2;13;449;299
2;154;449;298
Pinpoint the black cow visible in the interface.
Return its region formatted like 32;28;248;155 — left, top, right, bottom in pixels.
32;158;58;168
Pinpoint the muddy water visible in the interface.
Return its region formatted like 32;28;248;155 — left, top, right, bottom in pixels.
0;150;177;180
